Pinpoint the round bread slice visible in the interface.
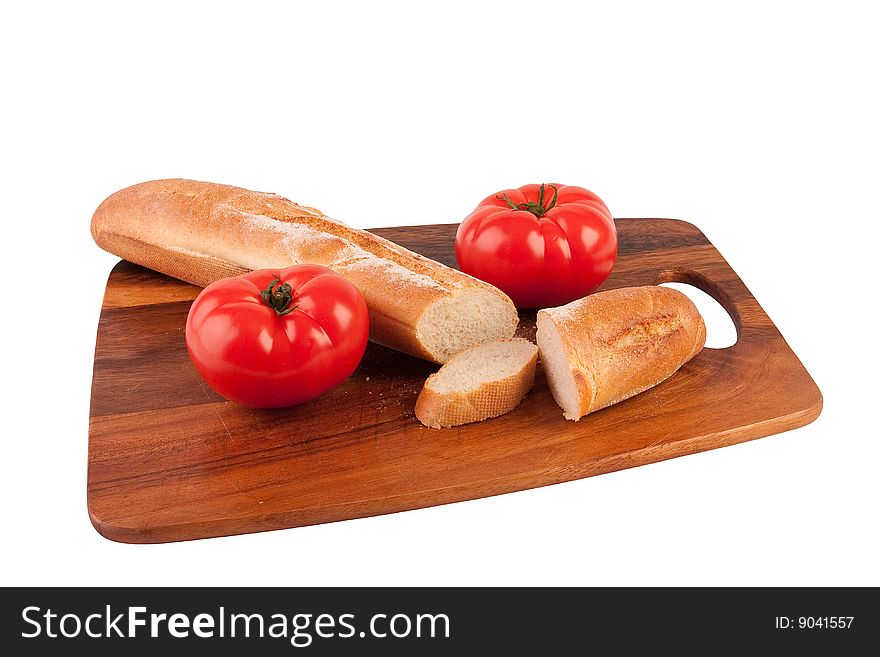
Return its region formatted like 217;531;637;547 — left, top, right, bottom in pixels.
414;338;539;429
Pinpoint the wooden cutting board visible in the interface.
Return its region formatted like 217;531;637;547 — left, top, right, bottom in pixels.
88;219;822;543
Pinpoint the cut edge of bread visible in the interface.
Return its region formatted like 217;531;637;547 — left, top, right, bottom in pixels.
414;338;538;429
416;288;519;363
535;311;585;421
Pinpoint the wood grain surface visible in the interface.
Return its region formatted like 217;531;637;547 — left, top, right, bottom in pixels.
88;219;822;543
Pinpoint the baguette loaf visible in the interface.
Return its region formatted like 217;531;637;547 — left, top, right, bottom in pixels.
91;179;518;363
536;286;706;420
415;338;538;428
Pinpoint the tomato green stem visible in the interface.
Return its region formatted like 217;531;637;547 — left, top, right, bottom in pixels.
260;277;299;316
498;184;559;218
500;193;518;211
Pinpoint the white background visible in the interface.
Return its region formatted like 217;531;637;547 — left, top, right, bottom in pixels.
2;1;877;586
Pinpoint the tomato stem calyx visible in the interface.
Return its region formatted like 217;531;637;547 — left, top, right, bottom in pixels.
499;184;559;218
260;277;299;316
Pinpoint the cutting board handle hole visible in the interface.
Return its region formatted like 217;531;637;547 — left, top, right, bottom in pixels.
658;278;737;349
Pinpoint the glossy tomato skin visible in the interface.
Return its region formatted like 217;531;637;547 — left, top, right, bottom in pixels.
185;265;369;408
454;184;617;308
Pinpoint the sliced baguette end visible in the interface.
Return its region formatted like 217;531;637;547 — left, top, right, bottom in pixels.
537;286;707;422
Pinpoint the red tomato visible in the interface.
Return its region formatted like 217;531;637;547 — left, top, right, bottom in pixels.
454;183;617;308
185;265;369;408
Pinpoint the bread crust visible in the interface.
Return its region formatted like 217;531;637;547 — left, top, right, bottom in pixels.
91;179;517;363
537;286;706;419
415;339;538;428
